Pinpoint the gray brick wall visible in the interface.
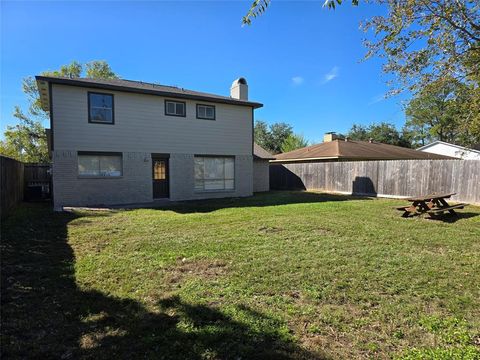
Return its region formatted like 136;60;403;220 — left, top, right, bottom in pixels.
253;159;270;192
53;151;253;209
52;150;152;210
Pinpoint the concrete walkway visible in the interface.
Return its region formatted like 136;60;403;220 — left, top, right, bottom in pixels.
63;199;175;212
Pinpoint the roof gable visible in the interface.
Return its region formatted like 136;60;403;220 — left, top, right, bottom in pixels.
254;143;275;160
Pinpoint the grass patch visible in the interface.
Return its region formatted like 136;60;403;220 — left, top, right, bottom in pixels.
2;191;480;359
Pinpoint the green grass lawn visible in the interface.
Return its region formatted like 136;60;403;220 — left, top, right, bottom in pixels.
2;191;480;359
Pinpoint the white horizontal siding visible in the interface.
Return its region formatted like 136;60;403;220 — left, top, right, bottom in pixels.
421;143;480;160
52;84;253;155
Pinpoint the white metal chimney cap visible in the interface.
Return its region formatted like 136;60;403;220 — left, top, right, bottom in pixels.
231;77;247;87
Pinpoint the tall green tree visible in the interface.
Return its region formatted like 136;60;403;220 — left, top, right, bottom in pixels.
268;123;294;154
281;133;310;153
85;60;119;79
0;118;49;163
346;124;369;141
360;1;480;95
0;61;118;162
459;47;480;145
401;123;430;149
253;120;271;152
347;122;411;147
404;78;471;146
254;120;294;154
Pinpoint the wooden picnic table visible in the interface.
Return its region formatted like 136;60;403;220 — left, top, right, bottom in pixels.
396;192;467;218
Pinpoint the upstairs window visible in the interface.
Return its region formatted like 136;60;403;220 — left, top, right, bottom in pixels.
196;104;215;120
78;152;122;177
88;92;114;124
165;100;186;117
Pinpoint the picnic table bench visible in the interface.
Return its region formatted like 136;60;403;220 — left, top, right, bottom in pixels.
396;193;467;218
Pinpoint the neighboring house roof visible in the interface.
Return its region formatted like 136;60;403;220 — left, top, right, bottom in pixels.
253;143;275;160
272;139;455;162
418;140;480;159
35;76;263;111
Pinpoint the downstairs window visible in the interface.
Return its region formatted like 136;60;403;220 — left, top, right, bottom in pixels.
78;152;122;177
194;156;234;191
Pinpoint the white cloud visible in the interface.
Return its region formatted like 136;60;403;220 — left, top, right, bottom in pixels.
291;76;304;86
322;66;339;83
368;94;385;105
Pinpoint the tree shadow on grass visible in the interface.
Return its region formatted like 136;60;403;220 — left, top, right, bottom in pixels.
1;203;323;359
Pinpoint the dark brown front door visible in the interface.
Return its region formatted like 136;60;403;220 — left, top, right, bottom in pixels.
152;157;169;199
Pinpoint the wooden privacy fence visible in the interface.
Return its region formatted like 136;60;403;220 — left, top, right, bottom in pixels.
1;156;51;218
24;163;51;200
1;156;25;218
270;160;480;205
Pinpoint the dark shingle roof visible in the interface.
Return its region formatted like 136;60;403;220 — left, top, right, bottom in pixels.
35;76;263;109
273;140;455;162
254;143;275;160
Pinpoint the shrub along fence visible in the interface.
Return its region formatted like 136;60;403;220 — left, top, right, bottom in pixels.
270;159;480;205
1;156;25;218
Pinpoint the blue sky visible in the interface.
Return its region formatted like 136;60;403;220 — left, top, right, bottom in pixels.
1;0;409;143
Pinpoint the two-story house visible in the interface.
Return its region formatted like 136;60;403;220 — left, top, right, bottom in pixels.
35;76;269;210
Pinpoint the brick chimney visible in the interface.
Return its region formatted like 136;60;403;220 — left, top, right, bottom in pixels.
324;132;340;142
230;78;248;100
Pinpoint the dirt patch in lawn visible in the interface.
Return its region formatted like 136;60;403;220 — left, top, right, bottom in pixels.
164;258;228;285
258;226;284;234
